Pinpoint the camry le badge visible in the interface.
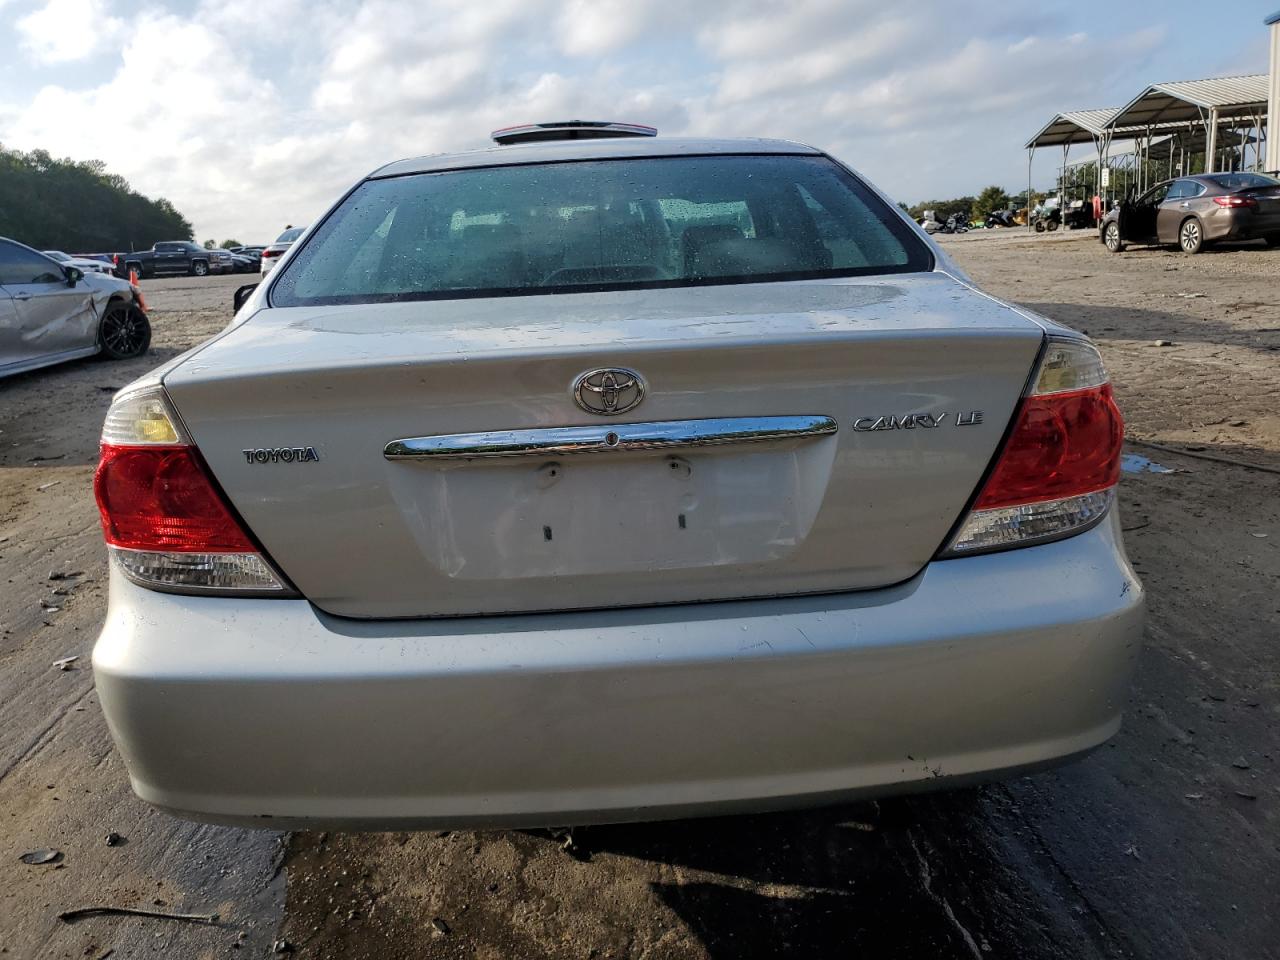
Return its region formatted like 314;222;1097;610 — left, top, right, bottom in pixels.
852;411;984;432
573;368;646;416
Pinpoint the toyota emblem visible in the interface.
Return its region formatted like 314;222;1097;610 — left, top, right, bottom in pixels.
572;368;645;416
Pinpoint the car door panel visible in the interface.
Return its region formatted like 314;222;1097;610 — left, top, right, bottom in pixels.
1156;200;1183;243
1126;184;1167;242
0;241;99;363
1157;180;1198;243
1120;202;1154;242
0;287;29;370
7;282;98;355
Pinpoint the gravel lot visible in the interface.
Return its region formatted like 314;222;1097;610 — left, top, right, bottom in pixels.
1;235;1277;959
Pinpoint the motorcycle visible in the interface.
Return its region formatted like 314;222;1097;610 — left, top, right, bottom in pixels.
944;213;969;234
985;209;1016;228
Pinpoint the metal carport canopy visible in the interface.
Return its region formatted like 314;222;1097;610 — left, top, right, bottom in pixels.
1104;75;1268;128
1024;109;1119;149
1024;110;1195;149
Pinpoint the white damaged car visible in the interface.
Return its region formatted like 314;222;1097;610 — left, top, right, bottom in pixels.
1;237;150;379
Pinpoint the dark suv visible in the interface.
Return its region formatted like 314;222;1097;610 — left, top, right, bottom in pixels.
121;241;216;279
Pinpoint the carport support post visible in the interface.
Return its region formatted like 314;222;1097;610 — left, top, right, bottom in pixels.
1101;132;1112;206
1061;143;1069;207
1205;108;1219;173
1270;12;1280;172
1027;147;1035;232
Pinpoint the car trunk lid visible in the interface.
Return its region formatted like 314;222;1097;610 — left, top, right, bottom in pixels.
163;273;1044;618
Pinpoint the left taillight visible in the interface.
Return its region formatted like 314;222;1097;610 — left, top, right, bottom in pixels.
94;387;293;595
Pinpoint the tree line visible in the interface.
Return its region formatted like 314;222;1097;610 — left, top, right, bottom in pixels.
0;145;194;253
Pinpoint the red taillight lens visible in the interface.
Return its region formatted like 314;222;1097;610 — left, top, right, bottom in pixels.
262;249;281;259
974;384;1123;510
95;444;255;552
1213;195;1257;208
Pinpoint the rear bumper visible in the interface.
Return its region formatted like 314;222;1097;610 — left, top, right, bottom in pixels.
1204;207;1280;242
93;513;1143;829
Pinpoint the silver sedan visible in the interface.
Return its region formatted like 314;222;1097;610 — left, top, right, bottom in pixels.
1;237;150;379
91;125;1142;830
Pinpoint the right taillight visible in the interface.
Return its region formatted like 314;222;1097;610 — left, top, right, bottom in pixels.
942;337;1124;556
1213;195;1257;208
94;387;294;595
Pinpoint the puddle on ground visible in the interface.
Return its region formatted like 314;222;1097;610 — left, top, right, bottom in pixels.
1121;453;1175;474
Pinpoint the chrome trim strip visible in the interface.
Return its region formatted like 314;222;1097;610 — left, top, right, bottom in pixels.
384;416;837;461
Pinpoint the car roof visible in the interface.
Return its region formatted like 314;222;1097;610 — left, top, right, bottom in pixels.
369;137;822;180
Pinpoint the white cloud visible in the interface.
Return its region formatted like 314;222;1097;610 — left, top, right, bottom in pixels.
554;0;671;55
0;0;1187;242
18;0;124;63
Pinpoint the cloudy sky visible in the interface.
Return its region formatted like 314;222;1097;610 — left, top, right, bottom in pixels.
0;0;1274;244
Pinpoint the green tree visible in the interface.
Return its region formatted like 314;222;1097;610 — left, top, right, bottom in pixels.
0;144;193;251
972;185;1012;220
219;239;242;249
203;239;216;249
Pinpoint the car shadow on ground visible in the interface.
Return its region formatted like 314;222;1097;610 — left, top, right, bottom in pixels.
575;795;986;958
531;785;1104;960
1022;302;1280;357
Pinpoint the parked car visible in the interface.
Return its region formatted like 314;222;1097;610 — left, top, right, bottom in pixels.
207;248;236;274
121;241;217;279
224;251;258;273
1;237;149;378
92;123;1142;830
43;250;115;275
259;226;305;273
1101;172;1280;254
230;245;266;264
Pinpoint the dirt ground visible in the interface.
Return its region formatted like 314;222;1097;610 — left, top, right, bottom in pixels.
1;233;1277;959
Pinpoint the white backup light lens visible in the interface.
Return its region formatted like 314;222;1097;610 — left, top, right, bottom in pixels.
945;490;1114;555
109;547;289;593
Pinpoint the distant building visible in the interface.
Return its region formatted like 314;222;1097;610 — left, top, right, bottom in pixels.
1269;12;1280;170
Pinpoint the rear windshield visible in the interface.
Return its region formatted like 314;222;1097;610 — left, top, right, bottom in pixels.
277;228;305;243
1207;173;1280;191
271;154;931;306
